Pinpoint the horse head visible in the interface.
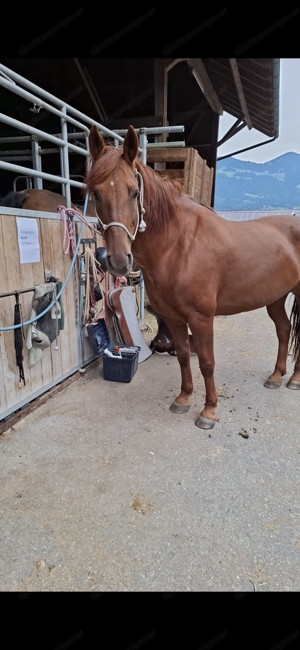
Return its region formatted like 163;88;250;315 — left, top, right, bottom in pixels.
87;124;142;277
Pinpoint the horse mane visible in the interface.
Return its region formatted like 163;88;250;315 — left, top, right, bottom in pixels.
85;145;184;234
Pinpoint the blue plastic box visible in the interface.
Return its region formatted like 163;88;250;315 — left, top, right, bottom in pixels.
102;345;140;383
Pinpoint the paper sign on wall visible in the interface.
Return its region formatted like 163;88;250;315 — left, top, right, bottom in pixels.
16;217;40;264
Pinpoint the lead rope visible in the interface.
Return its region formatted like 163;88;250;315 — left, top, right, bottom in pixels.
14;292;25;385
82;247;105;325
51;281;59;350
58;205;98;324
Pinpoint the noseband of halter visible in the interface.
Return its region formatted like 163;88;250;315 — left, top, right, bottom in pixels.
94;168;147;242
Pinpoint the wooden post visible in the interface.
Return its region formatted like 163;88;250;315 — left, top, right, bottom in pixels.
154;59;168;170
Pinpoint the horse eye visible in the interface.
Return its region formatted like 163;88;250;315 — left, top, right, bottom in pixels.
132;190;140;200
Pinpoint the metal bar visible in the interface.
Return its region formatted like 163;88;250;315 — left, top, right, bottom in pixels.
38;148;76;155
53;132;87;140
0;206;98;221
0;155;32;162
146;141;185;148
13;175;33;191
61;106;71;208
0;76;90;135
217;136;276;161
0;149;32;155
112;126;185;136
0;160;85;188
0;112;89;156
59;146;65;198
0;64;126;143
31;137;43;190
139;272;145;327
139;130;147;164
0;287;35;298
0;135;32;143
217;118;245;148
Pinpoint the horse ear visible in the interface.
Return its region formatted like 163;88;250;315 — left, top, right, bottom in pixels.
89;125;105;161
122;125;139;165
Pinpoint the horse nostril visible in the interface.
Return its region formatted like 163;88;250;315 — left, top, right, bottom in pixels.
127;253;133;269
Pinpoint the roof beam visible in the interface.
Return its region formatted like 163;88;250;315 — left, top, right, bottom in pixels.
228;58;252;129
73;59;107;122
217;117;246;148
186;58;223;115
165;58;184;72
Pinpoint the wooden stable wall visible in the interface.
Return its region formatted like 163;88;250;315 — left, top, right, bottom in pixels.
146;147;214;206
0;211;100;421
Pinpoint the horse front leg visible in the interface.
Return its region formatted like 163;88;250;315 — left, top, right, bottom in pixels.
162;318;193;414
189;315;218;429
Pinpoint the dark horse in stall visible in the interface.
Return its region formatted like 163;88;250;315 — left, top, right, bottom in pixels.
0;188;97;216
85;124;300;430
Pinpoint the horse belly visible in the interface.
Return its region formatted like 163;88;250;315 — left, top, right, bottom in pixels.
216;249;300;315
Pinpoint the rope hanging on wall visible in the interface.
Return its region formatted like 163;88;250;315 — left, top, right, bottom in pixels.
14;293;25;385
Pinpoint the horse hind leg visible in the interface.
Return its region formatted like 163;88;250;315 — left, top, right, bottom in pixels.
286;288;300;389
264;295;291;389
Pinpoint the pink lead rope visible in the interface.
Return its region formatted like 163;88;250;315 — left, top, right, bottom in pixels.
57;205;99;255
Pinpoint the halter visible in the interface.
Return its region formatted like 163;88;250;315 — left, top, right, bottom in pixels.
94;168;147;242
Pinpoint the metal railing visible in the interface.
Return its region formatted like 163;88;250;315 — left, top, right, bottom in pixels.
0;63;186;334
0;63;185;202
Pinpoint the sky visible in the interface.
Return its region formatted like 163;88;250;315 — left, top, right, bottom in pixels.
217;59;300;164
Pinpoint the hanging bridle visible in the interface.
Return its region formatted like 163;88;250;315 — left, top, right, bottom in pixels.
94;168;147;242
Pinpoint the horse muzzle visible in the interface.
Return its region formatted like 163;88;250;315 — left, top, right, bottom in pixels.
106;251;133;277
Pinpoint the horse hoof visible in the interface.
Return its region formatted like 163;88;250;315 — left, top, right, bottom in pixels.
195;415;216;430
286;379;300;390
264;378;282;389
169;401;190;414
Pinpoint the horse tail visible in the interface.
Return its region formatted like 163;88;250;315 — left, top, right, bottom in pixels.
289;296;300;361
0;191;27;208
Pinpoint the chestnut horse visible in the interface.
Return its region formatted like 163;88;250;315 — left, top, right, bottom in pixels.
0;188;97;217
85;124;300;429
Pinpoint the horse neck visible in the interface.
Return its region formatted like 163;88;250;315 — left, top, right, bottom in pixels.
132;162;182;262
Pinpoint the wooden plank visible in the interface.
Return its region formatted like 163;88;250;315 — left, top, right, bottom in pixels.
1;215;27;409
146;148;189;163
208;167;214;205
154;59;168;169
0;212;92;419
199;158;207;203
0;215;13;412
187;148;198;198
39;218;64;382
0;214;43;410
183;149;192;195
187;59;223;116
155;169;185;181
17;217;48;397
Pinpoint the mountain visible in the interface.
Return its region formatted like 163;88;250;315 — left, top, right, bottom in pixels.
214;152;300;211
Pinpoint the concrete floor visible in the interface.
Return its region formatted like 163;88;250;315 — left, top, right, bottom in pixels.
1;306;300;591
